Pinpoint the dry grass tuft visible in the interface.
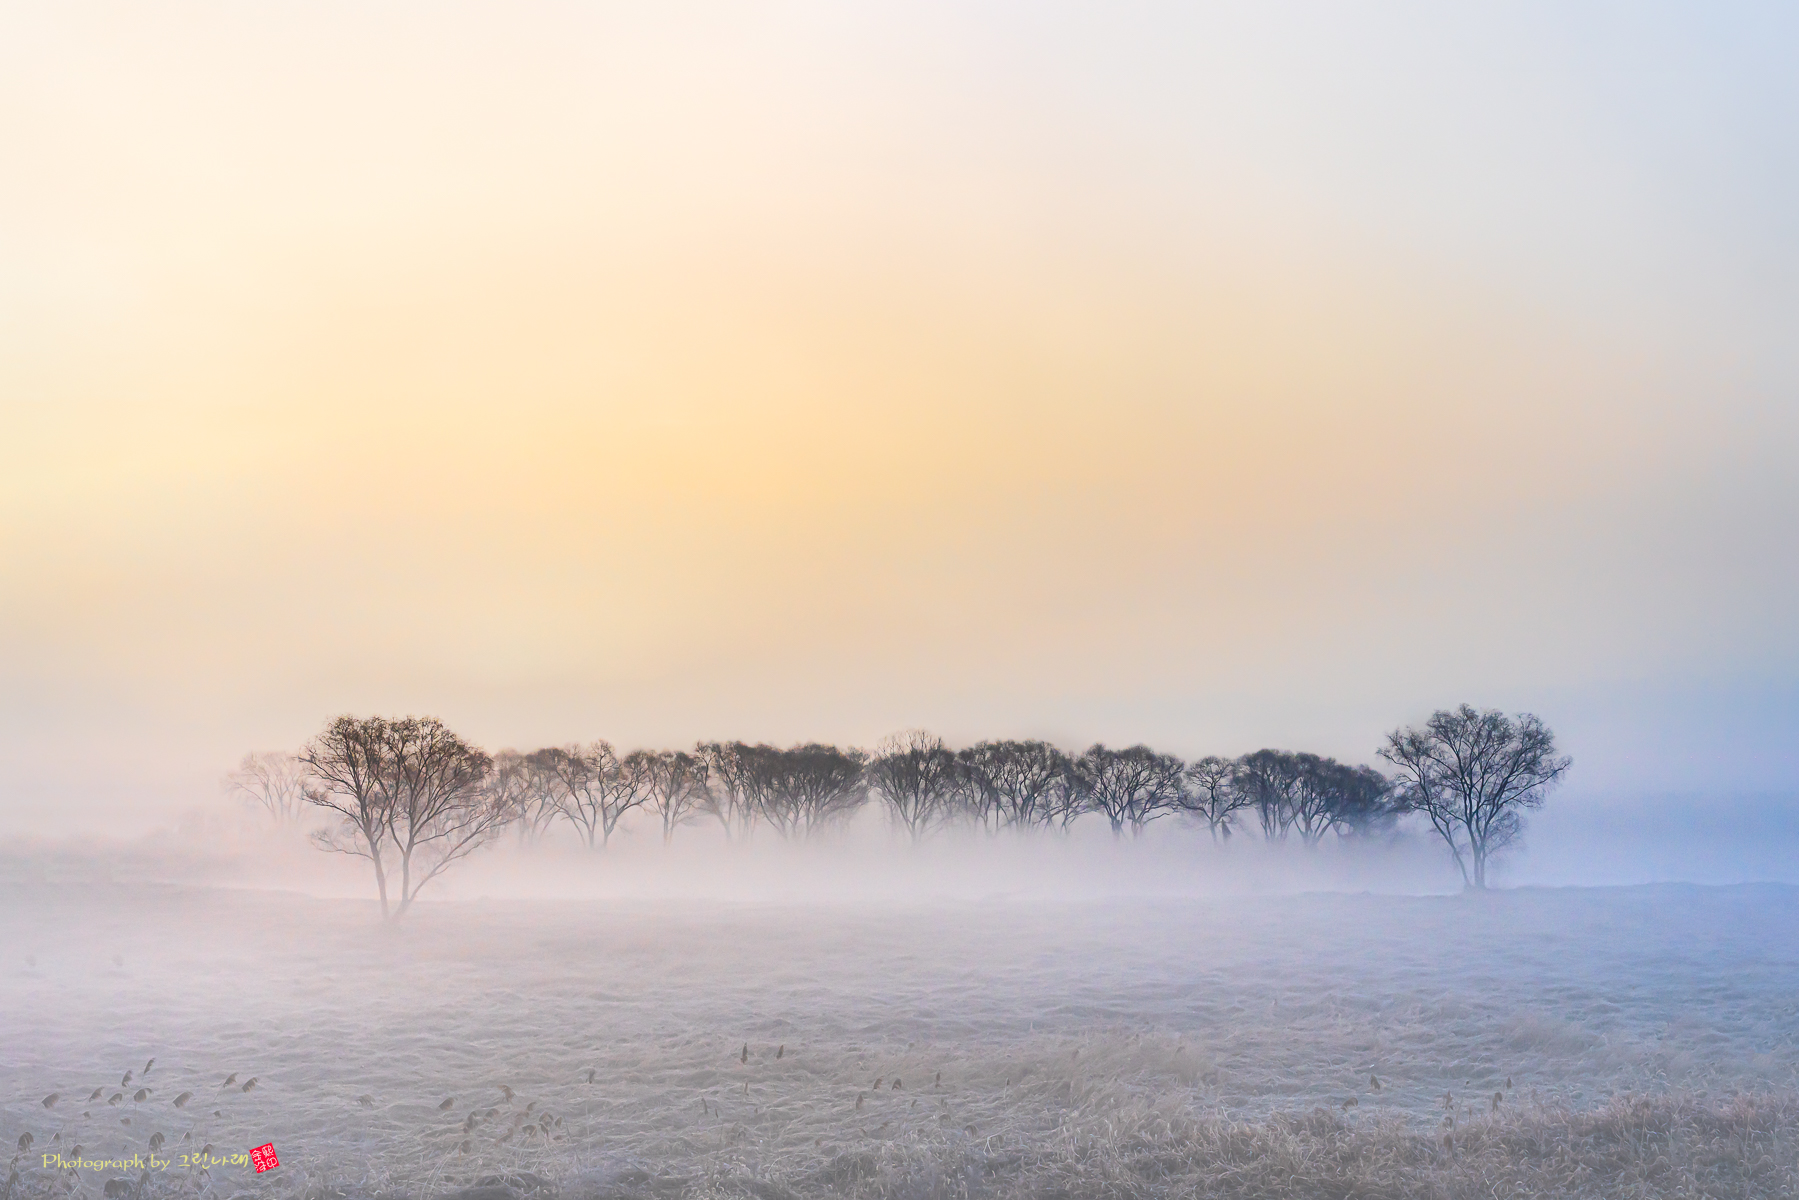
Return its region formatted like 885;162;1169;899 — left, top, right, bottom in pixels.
8;1089;1783;1200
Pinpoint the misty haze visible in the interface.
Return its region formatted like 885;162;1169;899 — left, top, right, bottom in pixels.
5;3;1798;1199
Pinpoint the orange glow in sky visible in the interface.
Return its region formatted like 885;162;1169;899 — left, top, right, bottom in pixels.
3;3;1795;831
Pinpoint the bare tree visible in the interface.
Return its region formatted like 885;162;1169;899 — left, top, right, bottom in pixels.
1381;705;1571;889
1228;750;1393;845
381;717;506;917
1283;753;1349;846
300;717;394;912
1232;750;1309;841
1045;766;1093;833
485;749;538;840
529;741;652;848
1304;759;1398;841
300;715;507;920
642;749;711;844
224;751;309;825
957;740;1072;833
1277;756;1391;845
758;744;868;839
511;750;563;845
1180;755;1253;840
1071;744;1186;837
697;742;759;842
867;731;963;843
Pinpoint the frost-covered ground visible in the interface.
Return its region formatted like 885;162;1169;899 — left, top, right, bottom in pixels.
5;881;1798;1198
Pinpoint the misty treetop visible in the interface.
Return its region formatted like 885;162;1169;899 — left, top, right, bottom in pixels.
226;706;1569;917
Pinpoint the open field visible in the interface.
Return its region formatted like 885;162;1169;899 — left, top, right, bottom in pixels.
5;882;1798;1198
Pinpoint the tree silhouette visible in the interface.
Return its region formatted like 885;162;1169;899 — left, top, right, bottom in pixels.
1381;705;1571;888
301;715;506;919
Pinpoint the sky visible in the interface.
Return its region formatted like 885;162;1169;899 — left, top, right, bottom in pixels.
2;2;1796;837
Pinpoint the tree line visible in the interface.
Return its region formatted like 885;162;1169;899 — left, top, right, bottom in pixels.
228;705;1569;918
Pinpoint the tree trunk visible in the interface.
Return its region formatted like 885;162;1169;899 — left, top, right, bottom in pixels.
366;830;390;920
394;844;415;920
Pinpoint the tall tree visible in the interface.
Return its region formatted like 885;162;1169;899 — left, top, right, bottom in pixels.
512;749;564;845
957;740;1072;833
300;716;394;913
529;741;652;848
1071;744;1186;837
1303;759;1398;841
301;716;506;920
224;751;309;826
1181;755;1253;840
697;741;769;842
485;749;541;843
1380;705;1571;889
867;731;963;843
1282;756;1393;845
642;749;711;844
1232;750;1310;841
1230;751;1394;845
380;717;505;916
758;744;868;839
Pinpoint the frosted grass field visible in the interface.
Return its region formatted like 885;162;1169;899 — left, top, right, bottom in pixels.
5;880;1798;1198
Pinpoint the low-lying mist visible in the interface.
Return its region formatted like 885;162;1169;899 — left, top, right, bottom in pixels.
5;869;1797;1199
7;786;1799;1199
8;787;1797;908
